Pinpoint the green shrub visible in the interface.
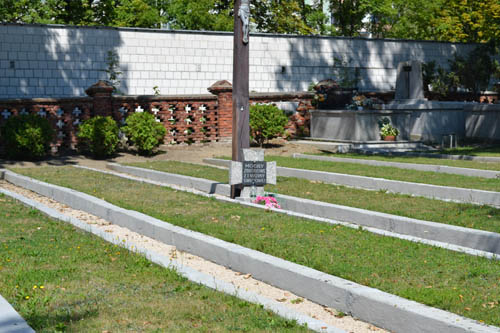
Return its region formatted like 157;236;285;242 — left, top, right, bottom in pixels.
1;114;54;160
77;116;119;158
121;112;166;155
249;104;288;147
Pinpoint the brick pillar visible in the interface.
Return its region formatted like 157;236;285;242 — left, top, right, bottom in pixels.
208;80;233;140
85;80;114;117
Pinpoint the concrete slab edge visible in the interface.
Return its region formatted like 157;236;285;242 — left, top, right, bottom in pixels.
2;170;499;333
0;187;343;333
103;162;500;257
0;294;34;333
107;163;231;196
352;151;500;163
292;153;500;179
203;158;500;208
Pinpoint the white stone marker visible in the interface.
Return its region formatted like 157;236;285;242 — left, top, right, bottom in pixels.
229;149;276;198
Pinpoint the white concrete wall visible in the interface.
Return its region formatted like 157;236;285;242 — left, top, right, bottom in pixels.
0;24;475;99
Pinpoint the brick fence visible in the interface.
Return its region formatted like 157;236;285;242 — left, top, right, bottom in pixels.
0;80;314;152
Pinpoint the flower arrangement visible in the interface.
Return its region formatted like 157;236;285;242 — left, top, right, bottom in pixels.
346;94;384;110
380;123;399;138
254;196;281;209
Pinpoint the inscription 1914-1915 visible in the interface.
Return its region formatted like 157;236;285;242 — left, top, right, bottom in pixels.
242;161;267;186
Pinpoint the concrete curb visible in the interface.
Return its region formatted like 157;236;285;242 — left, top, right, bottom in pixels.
0;188;341;333
2;170;500;333
273;192;500;256
292;153;500;179
352;151;500;163
0;294;34;333
203;158;500;208
102;162;500;257
107;163;231;196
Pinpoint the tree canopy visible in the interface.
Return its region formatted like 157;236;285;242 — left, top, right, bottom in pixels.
0;0;498;42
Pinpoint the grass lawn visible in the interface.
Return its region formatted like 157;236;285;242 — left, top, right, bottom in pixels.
434;145;500;157
11;166;500;327
0;194;306;332
314;152;500;171
127;161;500;234
263;156;500;192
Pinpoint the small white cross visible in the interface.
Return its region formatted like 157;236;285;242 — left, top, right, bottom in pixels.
184;129;190;135
73;119;81;126
72;107;82;117
151;107;159;115
170;129;176;136
185;118;192;124
135;106;144;113
184;105;191;113
1;109;11;119
168;105;174;113
56;108;64;117
56;120;65;129
119;106;128;115
38;109;47;117
20;108;29;116
199;104;207;113
57;131;66;139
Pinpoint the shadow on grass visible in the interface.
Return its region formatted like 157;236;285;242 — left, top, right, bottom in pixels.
25;306;99;331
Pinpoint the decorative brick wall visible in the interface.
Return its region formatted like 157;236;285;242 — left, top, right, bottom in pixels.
0;80;314;153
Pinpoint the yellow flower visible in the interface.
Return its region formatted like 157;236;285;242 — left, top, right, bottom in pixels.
25;296;29;300
40;286;45;289
32;285;37;290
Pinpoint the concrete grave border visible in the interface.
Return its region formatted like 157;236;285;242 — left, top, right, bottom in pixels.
0;186;342;333
105;162;500;257
2;169;500;333
0;294;34;333
292;153;500;179
203;158;500;208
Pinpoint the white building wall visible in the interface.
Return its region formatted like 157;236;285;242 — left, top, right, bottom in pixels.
0;24;475;99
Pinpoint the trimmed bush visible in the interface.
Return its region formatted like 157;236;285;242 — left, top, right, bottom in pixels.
249;104;288;147
121;112;166;155
1;114;54;160
77;116;119;158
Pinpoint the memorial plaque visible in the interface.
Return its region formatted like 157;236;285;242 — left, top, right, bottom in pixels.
242;161;267;186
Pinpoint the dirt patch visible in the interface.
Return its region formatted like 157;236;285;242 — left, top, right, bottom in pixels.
0;139;322;170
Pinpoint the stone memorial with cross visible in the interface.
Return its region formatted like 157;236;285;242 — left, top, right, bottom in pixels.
229;149;276;198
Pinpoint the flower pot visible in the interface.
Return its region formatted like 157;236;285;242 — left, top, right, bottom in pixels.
383;135;396;141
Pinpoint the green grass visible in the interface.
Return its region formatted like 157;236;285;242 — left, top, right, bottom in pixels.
435;145;500;157
314;152;500;171
11;166;500;327
127;161;500;234
0;194;306;332
263;156;500;192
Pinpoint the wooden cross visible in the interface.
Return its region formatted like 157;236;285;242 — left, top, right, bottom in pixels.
232;0;251;198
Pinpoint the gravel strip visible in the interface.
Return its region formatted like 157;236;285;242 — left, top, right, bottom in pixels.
0;180;386;333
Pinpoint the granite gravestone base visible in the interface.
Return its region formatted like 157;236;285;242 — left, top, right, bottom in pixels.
229;149;276;199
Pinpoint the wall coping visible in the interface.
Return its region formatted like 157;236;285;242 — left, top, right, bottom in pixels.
1;22;478;46
0;97;93;104
250;91;315;100
112;94;217;102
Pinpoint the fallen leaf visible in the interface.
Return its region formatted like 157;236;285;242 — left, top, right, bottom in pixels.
276;298;287;302
243;274;252;279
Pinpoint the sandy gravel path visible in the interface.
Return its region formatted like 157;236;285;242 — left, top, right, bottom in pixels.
0;179;386;333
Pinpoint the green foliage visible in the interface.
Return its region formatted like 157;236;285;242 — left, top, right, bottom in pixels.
104;50;122;94
379;123;399;138
0;114;54;160
121;112;166;155
249;104;288;147
161;0;233;31
448;42;500;96
77;116;119;158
